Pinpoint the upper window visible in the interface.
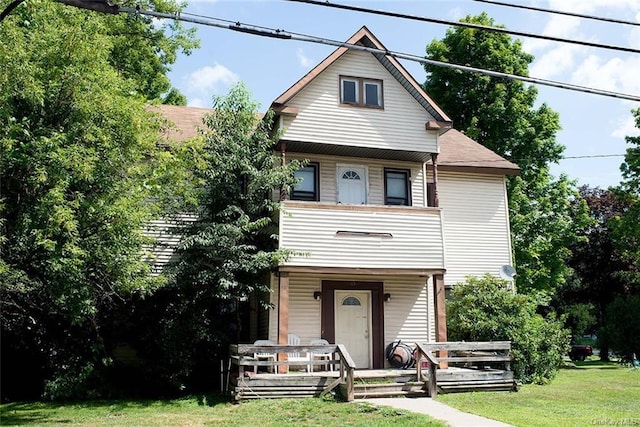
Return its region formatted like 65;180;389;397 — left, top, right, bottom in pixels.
341;78;358;104
384;168;411;206
291;163;319;201
340;76;383;108
364;81;381;107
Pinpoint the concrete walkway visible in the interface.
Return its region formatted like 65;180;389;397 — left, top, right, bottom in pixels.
359;397;514;427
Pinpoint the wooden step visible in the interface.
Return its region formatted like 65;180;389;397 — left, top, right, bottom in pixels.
438;379;518;393
352;381;428;399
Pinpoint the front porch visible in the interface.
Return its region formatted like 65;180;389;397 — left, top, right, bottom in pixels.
229;341;518;401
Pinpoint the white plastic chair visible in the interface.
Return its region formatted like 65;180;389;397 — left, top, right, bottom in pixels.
309;338;333;372
253;339;276;374
287;334;310;372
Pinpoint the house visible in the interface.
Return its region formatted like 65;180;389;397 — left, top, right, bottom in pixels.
155;26;519;370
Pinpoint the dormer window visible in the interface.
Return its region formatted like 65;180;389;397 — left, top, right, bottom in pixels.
340;76;383;108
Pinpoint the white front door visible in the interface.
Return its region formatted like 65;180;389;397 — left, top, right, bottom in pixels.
337;166;367;204
335;290;371;368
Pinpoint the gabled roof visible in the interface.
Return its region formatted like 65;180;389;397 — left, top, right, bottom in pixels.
271;26;451;124
156;105;519;175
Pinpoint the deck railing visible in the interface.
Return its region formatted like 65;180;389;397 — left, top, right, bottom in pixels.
229;343;357;400
414;341;513;397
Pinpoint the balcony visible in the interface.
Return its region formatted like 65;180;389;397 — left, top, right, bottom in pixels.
278;201;445;271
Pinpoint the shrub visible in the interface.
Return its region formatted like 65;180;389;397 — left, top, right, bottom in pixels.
447;274;571;384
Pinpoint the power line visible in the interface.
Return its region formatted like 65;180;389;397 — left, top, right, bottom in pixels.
128;8;640;102
443;154;626;164
285;0;640;55
474;0;640;27
50;1;640;102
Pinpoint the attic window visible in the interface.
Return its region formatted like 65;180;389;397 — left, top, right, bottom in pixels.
340;76;383;108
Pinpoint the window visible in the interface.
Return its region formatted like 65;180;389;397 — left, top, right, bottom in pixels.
291;163;319;201
364;81;381;107
341;170;361;180
341;78;358;104
340;76;383;108
342;296;361;306
384;168;410;206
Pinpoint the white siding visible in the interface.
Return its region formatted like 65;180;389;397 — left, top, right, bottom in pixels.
289;153;425;206
438;171;513;287
141;214;197;275
282;50;438;153
268;273;432;350
279;203;445;269
383;277;431;345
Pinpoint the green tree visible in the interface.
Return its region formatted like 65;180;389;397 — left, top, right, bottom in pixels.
0;0;196;399
600;295;640;361
162;87;188;106
101;0;198;102
448;275;570;384
424;13;590;293
555;186;636;359
610;108;640;287
139;83;302;389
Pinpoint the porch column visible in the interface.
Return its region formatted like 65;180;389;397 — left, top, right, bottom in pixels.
277;271;289;373
433;273;448;368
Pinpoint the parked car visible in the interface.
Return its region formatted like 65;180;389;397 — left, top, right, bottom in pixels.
569;345;593;361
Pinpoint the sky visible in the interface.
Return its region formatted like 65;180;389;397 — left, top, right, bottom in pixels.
166;0;640;189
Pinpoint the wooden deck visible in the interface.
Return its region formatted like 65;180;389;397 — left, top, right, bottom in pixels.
229;341;518;401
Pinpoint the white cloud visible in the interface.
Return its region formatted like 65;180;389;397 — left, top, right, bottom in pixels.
185;64;239;94
523;15;582;53
296;48;312;68
612;114;640;138
548;0;640;14
570;55;640;94
530;44;583;79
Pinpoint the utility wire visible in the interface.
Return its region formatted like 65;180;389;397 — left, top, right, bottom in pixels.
444;153;626;164
474;0;640;27
285;0;640;55
50;1;640;101
122;7;640;102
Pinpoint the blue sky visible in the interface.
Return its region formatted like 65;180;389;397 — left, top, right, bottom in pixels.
166;0;640;189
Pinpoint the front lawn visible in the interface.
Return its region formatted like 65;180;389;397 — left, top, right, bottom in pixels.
439;360;640;427
3;361;637;427
0;395;445;427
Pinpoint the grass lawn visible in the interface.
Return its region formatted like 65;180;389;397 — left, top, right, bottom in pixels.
439;360;640;427
3;361;637;427
0;395;446;427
